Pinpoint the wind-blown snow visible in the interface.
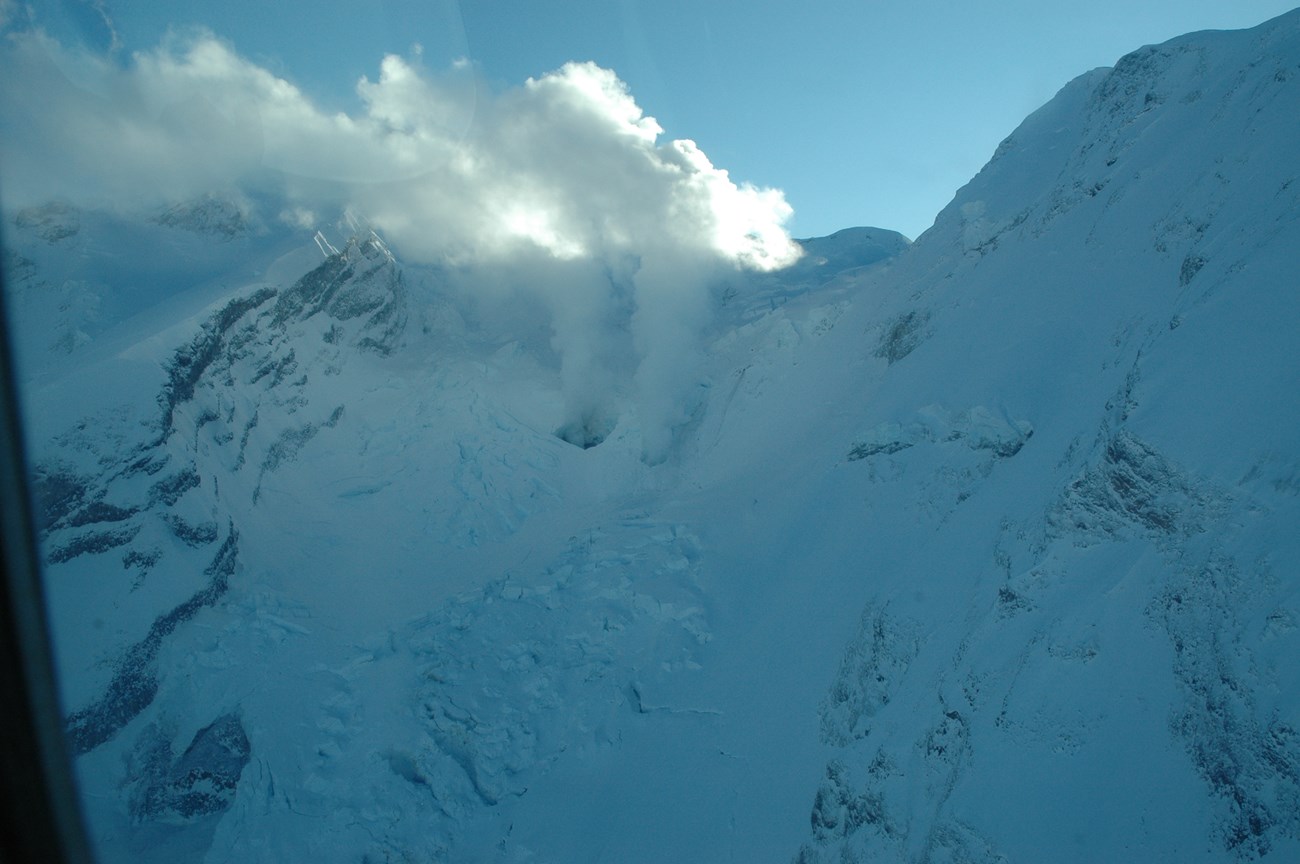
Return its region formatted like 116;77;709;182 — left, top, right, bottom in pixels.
3;8;1299;864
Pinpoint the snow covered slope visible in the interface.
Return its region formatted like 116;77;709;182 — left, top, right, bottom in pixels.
779;13;1300;862
3;9;1298;864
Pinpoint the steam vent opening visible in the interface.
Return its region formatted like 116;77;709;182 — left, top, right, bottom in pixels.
556;416;614;450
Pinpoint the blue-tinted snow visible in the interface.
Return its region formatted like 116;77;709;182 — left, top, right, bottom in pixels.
4;9;1300;863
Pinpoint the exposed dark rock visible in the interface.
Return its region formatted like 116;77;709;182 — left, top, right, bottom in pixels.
122;548;162;577
132;712;251;822
262;424;320;474
1053;431;1207;539
67;500;138;528
270;253;353;327
235;411;259;469
1180;254;1207;286
847;439;912;461
160;288;277;429
153;195;248;239
1151;556;1300;857
252;406;343;490
271;236;406;353
874;310;929;364
30;464;92;532
162;514;219;547
975;425;1033;458
821;605;921;746
193;407;220;444
848;409;1030;464
1096;45;1177;120
995;585;1033;617
250;349;297;387
809;761;890;842
48;525;141;564
65;526;239;755
150;467;200;507
125;449;171;477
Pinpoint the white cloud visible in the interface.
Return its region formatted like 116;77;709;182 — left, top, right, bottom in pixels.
279;206;317;230
0;29;801;460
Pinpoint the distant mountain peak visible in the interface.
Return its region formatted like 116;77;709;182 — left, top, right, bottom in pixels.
154;194;250;239
13;200;81;243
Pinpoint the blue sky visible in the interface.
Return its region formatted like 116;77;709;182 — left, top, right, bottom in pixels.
14;0;1300;238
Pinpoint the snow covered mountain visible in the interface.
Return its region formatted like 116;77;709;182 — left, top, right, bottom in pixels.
3;9;1299;864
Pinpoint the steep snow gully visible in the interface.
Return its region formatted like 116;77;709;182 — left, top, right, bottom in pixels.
3;9;1299;864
